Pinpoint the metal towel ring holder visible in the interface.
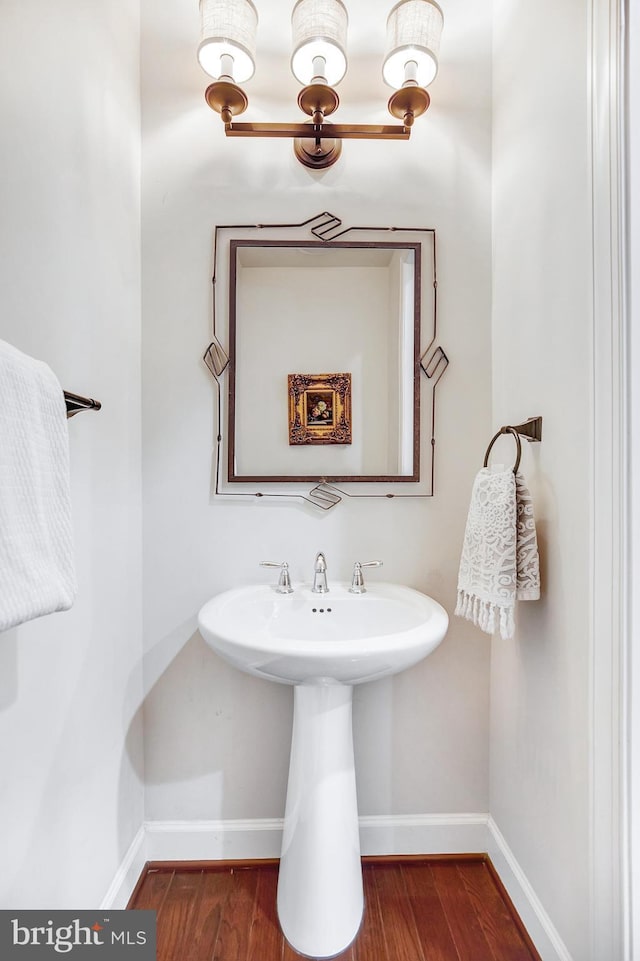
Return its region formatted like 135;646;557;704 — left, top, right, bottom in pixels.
483;427;522;474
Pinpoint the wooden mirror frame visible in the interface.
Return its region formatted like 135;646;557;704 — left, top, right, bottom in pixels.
228;239;421;483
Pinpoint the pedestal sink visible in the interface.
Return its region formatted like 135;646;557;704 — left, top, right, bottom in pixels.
198;581;448;958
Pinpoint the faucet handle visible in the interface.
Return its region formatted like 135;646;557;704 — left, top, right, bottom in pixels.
260;561;293;594
349;560;383;594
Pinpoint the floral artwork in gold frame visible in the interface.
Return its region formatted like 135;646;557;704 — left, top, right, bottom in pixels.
288;373;352;446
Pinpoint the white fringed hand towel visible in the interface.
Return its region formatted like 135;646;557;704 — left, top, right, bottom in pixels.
455;466;540;639
0;339;77;631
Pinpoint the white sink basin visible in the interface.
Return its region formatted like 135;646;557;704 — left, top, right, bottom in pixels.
197;580;448;958
197;582;448;685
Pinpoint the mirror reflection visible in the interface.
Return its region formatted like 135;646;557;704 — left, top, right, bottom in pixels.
228;241;421;483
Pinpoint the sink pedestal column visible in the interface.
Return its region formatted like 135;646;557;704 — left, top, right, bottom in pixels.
277;682;363;958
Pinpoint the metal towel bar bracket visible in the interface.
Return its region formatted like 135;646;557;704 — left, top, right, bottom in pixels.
483;416;543;473
64;391;102;419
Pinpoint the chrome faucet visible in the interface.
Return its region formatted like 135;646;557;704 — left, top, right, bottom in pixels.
260;560;293;594
312;551;329;593
349;560;383;594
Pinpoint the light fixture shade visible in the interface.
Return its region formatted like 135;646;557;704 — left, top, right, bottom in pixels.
198;0;258;83
291;0;348;86
383;0;443;89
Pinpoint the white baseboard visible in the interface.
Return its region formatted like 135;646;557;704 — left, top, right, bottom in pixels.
100;825;148;910
100;813;493;874
358;813;490;855
101;812;491;905
487;817;573;961
102;810;571;961
144;818;284;861
143;812;490;862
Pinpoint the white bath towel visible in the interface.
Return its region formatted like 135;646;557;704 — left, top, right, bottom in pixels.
455;466;540;639
0;340;77;631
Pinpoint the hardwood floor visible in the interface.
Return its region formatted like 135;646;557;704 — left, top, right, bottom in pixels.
128;856;541;961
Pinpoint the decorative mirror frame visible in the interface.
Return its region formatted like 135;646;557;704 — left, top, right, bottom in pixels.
203;212;449;511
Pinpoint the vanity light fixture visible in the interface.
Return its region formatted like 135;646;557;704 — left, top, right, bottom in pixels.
199;0;444;169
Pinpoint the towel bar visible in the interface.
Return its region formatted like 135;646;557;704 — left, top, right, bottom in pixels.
483;416;542;473
64;391;102;419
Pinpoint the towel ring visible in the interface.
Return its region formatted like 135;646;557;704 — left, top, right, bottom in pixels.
483;427;522;473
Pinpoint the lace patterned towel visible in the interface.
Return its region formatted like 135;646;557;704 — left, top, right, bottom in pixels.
455;467;540;639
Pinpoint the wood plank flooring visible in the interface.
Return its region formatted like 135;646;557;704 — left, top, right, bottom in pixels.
128;856;541;961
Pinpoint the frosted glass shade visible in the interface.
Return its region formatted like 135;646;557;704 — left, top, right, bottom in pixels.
198;0;258;83
383;0;443;89
291;0;348;86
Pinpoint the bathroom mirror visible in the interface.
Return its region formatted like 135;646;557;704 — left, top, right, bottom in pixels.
204;213;447;507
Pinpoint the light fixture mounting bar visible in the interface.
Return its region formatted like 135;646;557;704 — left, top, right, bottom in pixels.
224;122;410;140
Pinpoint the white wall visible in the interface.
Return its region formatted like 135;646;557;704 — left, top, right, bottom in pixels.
141;0;493;824
628;0;640;950
491;0;592;958
0;0;143;907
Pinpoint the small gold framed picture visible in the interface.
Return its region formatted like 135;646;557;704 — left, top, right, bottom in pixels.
288;373;352;446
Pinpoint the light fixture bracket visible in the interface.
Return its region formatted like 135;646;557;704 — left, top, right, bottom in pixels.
224;121;410;138
204;81;249;123
293;124;343;169
297;83;340;121
387;86;431;127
